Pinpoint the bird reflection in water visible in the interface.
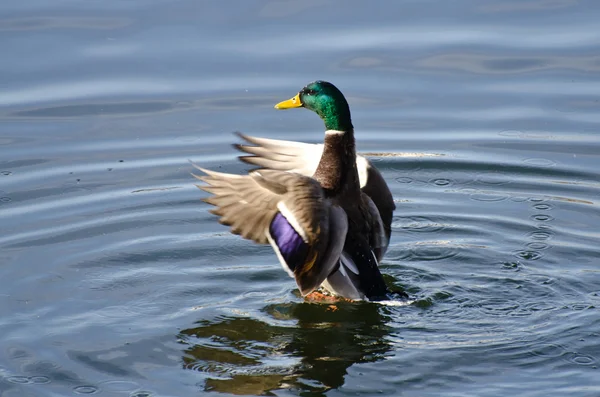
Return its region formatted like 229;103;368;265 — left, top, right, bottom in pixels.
178;301;394;395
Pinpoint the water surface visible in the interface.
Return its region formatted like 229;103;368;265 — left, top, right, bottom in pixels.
1;1;600;396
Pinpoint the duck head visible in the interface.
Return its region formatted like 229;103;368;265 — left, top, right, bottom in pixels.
274;80;353;132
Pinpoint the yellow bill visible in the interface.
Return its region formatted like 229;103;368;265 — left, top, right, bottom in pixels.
274;93;302;109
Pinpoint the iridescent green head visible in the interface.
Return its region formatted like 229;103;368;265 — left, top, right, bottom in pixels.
274;81;353;131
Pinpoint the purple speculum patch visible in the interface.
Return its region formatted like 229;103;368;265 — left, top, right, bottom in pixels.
269;212;308;272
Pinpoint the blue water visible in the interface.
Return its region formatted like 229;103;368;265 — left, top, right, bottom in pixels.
1;1;600;396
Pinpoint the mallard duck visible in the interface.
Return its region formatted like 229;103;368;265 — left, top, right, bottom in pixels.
193;81;399;301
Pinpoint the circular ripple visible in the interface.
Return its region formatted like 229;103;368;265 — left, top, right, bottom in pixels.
526;241;549;250
528;196;548;203
515;250;543;261
7;375;30;384
523;158;556;167
470;192;509;202
531;214;554;222
185;361;206;371
1;171;12;176
29;376;51;384
430;178;452;186
533;203;552;211
528;231;552;241
74;385;99;394
395;176;413;184
525;302;556;311
407;243;459;261
565;353;596;366
99;380;140;392
530;343;566;358
131;391;154;397
0;196;11;203
571;303;593;311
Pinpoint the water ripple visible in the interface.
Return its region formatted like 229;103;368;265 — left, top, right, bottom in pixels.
2;2;600;395
73;385;99;394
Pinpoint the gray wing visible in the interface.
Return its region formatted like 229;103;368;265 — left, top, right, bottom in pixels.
235;133;396;249
234;132;323;176
192;162;348;296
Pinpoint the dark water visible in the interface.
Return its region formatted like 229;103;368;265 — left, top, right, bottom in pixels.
2;1;600;396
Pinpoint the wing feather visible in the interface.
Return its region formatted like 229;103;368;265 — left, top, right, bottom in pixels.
234;133;395;245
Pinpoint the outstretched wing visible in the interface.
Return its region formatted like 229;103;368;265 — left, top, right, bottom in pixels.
192;163;347;295
235;133;395;250
234;132;323;176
